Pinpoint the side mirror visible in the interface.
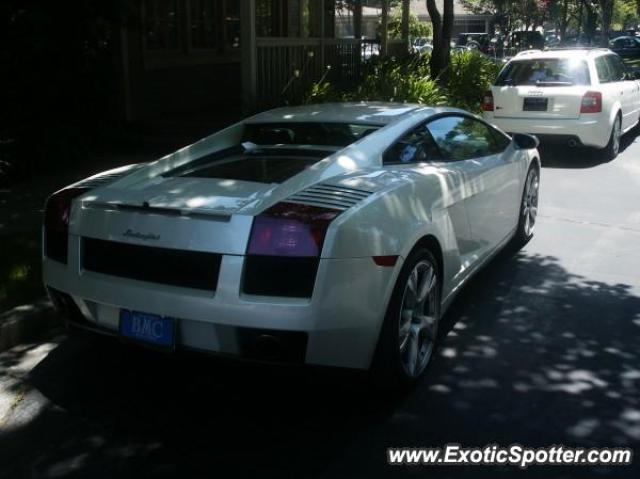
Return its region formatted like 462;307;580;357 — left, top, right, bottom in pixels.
512;133;539;150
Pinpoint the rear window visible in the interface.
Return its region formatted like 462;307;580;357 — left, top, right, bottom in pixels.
243;122;380;147
496;58;591;87
163;146;328;184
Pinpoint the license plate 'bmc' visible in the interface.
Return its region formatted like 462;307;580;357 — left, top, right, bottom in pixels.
523;97;548;111
119;310;175;348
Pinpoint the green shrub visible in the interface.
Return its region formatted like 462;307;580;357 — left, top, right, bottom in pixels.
445;51;501;112
349;54;445;104
297;50;501;113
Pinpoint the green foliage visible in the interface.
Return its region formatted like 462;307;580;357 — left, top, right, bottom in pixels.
298;51;501;113
387;11;432;41
349;54;445;104
446;50;502;112
0;232;43;312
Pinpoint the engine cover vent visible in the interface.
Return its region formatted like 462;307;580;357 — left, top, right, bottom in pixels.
288;183;373;211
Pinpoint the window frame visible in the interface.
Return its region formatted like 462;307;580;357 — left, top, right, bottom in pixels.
383;113;512;166
142;0;241;70
605;54;627;82
595;55;614;84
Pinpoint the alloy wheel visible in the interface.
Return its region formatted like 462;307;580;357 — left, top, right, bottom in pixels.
522;169;539;238
398;260;439;378
612;117;621;157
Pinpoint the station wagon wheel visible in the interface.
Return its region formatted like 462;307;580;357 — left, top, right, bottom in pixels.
371;248;441;388
604;115;621;160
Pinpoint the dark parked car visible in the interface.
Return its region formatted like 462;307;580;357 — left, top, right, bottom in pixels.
509;31;545;51
559;34;595;48
455;32;491;53
609;36;640;59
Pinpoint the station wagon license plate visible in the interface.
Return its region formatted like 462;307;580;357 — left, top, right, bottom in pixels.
523;97;548;111
119;310;175;348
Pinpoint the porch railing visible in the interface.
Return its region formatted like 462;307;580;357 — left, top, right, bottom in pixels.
255;37;405;109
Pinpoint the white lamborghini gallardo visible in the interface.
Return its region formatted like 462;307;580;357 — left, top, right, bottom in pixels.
43;103;540;385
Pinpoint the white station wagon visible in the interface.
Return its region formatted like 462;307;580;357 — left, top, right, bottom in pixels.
483;49;640;159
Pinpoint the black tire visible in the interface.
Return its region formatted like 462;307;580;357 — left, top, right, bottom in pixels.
602;115;621;161
513;165;540;248
370;248;441;389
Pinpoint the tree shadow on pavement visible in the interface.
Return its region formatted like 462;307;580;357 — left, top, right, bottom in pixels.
0;247;639;479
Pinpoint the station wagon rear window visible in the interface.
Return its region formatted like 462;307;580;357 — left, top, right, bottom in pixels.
496;59;591;87
243;122;380;147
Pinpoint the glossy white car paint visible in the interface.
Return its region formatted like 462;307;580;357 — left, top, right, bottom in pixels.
483;49;640;148
43;103;539;370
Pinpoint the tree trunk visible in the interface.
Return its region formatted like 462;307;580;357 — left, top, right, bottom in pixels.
381;0;389;56
599;0;613;47
401;0;410;51
560;0;569;40
426;0;453;82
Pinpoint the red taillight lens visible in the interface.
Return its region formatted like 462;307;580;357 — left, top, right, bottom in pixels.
247;202;341;257
44;187;87;231
580;91;602;114
482;90;494;111
44;187;88;263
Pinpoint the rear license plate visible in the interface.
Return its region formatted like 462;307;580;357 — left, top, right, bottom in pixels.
523;97;548;111
119;310;175;348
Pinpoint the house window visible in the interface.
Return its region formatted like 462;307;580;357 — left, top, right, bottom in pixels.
256;0;279;37
144;0;180;50
190;0;217;49
224;0;240;49
256;0;322;38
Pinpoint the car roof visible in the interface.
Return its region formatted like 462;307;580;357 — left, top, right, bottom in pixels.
247;102;428;126
511;48;612;60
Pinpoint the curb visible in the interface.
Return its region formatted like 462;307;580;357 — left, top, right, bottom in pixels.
0;299;61;352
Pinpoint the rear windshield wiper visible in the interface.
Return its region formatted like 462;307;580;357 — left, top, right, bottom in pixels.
534;80;574;86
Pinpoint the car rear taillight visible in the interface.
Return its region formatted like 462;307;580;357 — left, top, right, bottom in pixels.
44;187;88;263
244;202;341;298
247;202;341;257
482;90;494;112
580;91;602;114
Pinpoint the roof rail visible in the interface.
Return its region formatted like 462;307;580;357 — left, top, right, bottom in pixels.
515;49;542;57
547;47;609;52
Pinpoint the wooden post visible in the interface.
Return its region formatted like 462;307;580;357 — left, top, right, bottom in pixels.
241;0;257;113
381;0;389;56
320;0;326;68
401;0;410;51
354;0;362;39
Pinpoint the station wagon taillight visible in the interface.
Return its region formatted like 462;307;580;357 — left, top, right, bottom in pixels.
482;90;494;112
44;187;88;263
580;91;602;114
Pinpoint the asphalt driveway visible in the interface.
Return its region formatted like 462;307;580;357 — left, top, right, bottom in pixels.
1;133;640;478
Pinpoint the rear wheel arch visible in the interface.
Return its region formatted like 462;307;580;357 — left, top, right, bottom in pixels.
531;155;541;172
407;235;444;289
610;106;622;127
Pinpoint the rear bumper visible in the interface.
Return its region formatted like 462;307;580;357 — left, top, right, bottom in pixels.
43;236;399;370
484;114;611;148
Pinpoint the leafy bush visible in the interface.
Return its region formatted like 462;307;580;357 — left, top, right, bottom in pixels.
301;53;445;106
446;50;502;112
298;50;501;113
350;54;445;105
